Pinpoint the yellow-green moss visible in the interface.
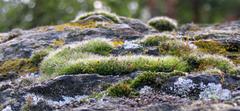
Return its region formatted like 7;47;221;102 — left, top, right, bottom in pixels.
54;20;97;31
130;71;186;89
194;40;226;54
0;59;38;75
142;34;170;46
159;40;193;56
107;82;132;97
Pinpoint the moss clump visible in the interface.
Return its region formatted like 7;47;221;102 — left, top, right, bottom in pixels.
0;59;37;75
51;55;189;76
130;71;186;89
81;39;113;55
107;82;132;97
194;40;226;54
159;40;193;56
142;34;170;46
148;16;177;32
73;11;121;23
30;49;52;66
198;54;236;73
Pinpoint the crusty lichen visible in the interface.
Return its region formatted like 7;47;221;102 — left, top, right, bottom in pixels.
147;16;177;32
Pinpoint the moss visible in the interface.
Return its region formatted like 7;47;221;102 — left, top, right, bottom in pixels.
30;49;52;66
107;82;132;97
0;59;38;76
197;54;236;73
55;20;97;31
158;40;193;56
147;16;177;32
130;71;186;89
51;39;65;47
54;55;189;76
142;34;170;46
194;40;226;54
81;39;114;55
73;11;121;23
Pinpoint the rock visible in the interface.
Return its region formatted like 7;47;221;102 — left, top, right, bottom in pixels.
162;74;240;98
27;74;124;100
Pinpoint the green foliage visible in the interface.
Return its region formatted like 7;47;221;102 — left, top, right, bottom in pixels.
147;17;177;32
142;34;170;46
107;82;132;97
81;39;114;55
73;11;121;23
158;40;193;56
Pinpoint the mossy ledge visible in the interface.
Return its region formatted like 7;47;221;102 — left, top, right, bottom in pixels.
147;16;178;32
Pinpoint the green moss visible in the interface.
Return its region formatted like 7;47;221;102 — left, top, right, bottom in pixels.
194;40;226;54
107;82;132;97
198;54;236;73
159;40;193;56
73;11;121;23
0;59;38;76
142;34;170;46
54;55;189;76
130;71;186;89
147;16;177;32
81;39;113;55
30;48;52;66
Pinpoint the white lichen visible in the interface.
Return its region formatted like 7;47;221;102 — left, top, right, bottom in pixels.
199;83;232;100
139;86;153;95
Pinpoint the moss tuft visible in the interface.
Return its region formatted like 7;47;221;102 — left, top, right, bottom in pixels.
81;39;114;55
158;40;193;56
107;82;132;97
142;34;170;46
148;16;177;32
198;54;236;73
51;55;189;76
130;71;186;89
73;11;120;23
30;49;52;66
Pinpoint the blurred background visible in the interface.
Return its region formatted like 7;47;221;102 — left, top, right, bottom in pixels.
0;0;240;32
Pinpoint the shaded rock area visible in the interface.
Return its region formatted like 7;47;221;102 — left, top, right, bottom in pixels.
27;74;125;100
0;13;240;111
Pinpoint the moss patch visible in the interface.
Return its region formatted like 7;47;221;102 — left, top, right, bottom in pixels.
0;59;38;76
107;82;132;97
55;20;97;31
147;16;177;32
194;40;226;54
142;34;170;46
159;40;193;56
73;11;121;23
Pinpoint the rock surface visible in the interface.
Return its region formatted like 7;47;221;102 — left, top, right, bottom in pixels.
0;13;240;111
